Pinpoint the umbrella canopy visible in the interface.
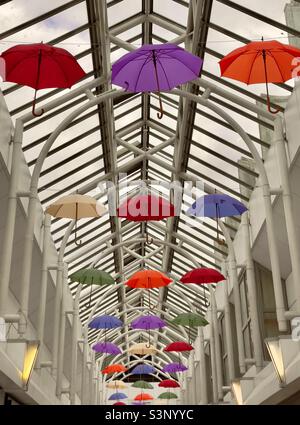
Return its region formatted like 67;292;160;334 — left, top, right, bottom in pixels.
131;380;154;390
158;392;178;400
131;364;155;375
128;343;157;356
162;363;188;373
69;268;114;306
164;342;194;352
126;270;172;289
112;43;203;118
107;380;127;390
92;342;121;355
159;379;180;388
89;315;123;330
113;402;126;406
102;364;127;375
187;193;247;242
219;40;300;113
118;194;175;222
134;393;153;401
0;43;86;116
46;195;106;246
131;315;166;330
109;392;127;401
172;312;209;327
180;268;225;285
131;401;147;405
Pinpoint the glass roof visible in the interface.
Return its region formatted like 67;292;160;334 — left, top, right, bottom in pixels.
0;0;297;369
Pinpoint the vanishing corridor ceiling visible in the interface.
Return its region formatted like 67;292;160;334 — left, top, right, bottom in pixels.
0;0;297;371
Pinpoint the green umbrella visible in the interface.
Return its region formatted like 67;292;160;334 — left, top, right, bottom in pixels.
70;268;115;306
132;380;154;390
158;392;178;400
171;312;209;343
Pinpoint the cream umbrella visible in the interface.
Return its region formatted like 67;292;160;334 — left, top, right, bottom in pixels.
128;342;157;356
106;380;127;390
46;194;106;245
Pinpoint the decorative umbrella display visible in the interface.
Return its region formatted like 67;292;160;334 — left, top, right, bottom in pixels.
134;393;153;401
219;39;300;114
162;363;188;373
102;364;127;375
88;314;122;341
159;379;180;388
0;42;86;116
69;268;114;307
112;43;203;118
131;380;154;390
113;402;126;406
109;392;127;401
46;194;106;246
172;313;209;343
187;193;247;243
92;342;121;355
126;269;172;308
158;392;178;400
128;343;157;356
131;315;166;346
131;364;155;375
107;380;127;390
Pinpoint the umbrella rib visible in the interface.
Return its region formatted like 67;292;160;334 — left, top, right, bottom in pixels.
156;56;172;91
156;50;201;76
246;50;261;84
133;54;154;92
267;50;286;83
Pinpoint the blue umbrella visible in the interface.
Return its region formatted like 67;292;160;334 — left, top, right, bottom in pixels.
131;364;155;375
187;194;247;240
88;315;123;330
109;392;127;401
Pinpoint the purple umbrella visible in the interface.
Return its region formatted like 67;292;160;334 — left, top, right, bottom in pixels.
162;363;188;373
112;43;203;119
131;364;155;375
131;315;166;345
109;392;127;401
89;315;123;330
187;194;247;242
131;401;147;405
92;341;121;355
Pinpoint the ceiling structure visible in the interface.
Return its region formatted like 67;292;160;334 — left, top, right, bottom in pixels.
0;0;297;378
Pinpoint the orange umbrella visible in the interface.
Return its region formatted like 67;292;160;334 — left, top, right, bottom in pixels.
101;364;127;375
126;270;172;309
219;39;300;114
134;393;153;401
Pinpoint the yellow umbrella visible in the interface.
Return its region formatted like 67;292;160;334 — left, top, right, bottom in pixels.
46;194;106;245
128;343;157;355
106;380;127;390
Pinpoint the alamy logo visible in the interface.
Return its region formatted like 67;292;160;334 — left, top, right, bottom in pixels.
0;317;6;342
291;317;300;342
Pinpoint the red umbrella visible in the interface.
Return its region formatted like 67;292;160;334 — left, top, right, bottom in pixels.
134;393;153;401
164;341;194;352
180;268;225;285
159;379;180;388
0;43;86;116
219;39;300;114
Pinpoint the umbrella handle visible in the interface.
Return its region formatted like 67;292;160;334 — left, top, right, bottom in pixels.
74;204;82;246
32;90;44;117
262;47;280;115
146;233;153;245
266;94;281;114
157;94;164;120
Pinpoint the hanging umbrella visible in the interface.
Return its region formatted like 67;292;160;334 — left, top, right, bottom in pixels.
159;379;180;388
131;315;166;346
131;380;154;390
164;342;194;352
112;43;203;118
128;343;157;356
219;39;300;114
0;43;86;116
126;269;172;308
92;342;121;355
158;392;178;400
113;402;126;405
181;268;225;285
187;193;247;243
46;194;106;246
109;392;127;401
70;268;114;307
172;312;209;343
102;364;127;375
131;364;155;375
88;314;122;342
134;393;153;401
162;363;188;373
107;380;127;390
131;401;147;405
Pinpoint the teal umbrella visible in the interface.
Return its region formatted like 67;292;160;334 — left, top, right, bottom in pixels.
70;268;115;306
